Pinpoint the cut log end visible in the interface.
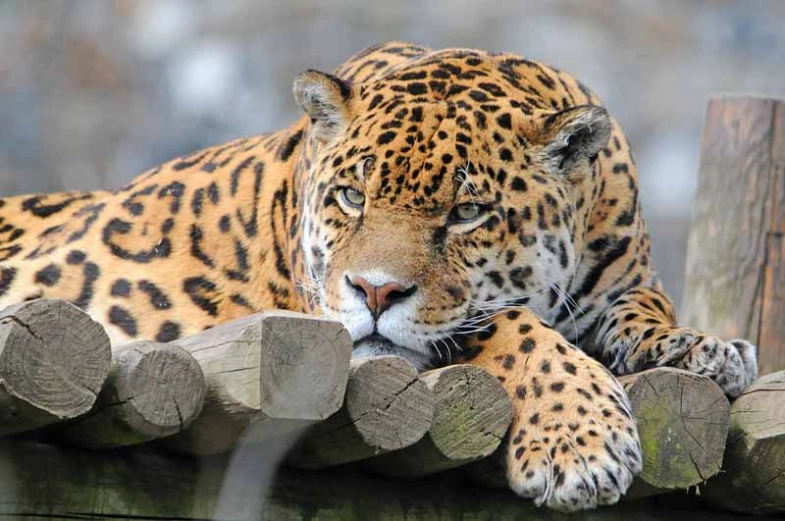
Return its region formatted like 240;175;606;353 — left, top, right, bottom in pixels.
425;365;513;460
62;341;206;449
259;312;353;421
115;341;205;434
345;355;433;450
369;364;513;477
619;367;729;491
289;355;434;469
0;299;111;435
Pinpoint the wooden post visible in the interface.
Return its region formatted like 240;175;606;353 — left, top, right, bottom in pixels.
702;370;785;515
681;97;785;374
466;367;729;495
367;364;513;477
288;356;434;469
164;311;352;455
0;299;111;435
61;341;205;449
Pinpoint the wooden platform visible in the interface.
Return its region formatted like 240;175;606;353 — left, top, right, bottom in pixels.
0;297;777;520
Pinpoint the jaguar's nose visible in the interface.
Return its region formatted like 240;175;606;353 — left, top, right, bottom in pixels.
347;275;417;318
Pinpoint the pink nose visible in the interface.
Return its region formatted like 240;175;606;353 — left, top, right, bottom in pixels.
348;276;417;317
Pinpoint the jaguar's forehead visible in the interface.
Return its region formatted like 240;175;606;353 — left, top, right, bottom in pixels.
308;51;568;212
326;105;506;212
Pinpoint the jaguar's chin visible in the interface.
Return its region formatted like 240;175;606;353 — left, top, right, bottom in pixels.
351;333;435;371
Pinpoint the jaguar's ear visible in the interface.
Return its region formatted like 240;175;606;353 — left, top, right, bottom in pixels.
293;69;353;144
533;105;612;178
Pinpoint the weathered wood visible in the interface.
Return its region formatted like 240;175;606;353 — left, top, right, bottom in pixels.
702;371;785;515
681;97;785;374
368;364;512;476
165;311;352;455
619;367;729;495
467;367;729;496
0;299;111;435
0;440;754;521
288;355;434;468
60;341;205;449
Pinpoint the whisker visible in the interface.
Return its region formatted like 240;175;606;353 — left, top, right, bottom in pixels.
438;338;453;364
549;283;579;346
432;339;444;362
446;335;463;354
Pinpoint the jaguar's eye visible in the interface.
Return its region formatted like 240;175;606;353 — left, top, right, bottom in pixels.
449;203;485;224
339;187;366;209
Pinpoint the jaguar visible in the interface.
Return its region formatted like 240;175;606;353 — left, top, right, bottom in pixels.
0;42;757;511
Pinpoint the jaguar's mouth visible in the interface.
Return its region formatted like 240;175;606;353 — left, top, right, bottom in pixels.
352;333;436;371
354;333;396;347
351;332;465;371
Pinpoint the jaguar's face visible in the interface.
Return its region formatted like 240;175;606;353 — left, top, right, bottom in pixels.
294;64;610;368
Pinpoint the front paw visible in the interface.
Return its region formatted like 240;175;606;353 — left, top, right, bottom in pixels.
505;355;642;511
611;325;757;398
669;330;758;397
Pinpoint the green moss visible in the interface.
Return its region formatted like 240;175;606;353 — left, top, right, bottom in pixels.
636;404;701;489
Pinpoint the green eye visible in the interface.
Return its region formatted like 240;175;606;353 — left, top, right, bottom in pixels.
450;203;484;223
339;187;366;209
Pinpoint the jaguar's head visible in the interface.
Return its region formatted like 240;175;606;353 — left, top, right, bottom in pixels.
293;58;610;369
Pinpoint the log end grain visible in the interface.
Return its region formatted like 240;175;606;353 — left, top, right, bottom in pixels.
289;355;434;469
258;312;353;422
425;364;513;461
62;341;205;449
620;367;729;490
114;341;205;436
0;299;111;434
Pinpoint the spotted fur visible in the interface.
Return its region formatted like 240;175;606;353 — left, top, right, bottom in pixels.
0;42;757;511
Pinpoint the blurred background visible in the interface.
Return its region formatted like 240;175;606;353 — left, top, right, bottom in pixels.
1;0;784;309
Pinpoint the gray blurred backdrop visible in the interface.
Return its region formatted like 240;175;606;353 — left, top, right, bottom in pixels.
1;0;784;309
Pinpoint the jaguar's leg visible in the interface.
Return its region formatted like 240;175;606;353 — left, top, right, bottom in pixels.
590;287;757;397
461;308;642;512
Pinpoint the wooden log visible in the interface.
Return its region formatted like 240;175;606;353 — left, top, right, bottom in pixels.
60;341;205;449
681;96;785;374
619;367;729;496
288;355;434;469
0;440;756;521
0;299;111;435
164;311;352;455
702;371;785;515
367;364;512;477
466;367;729;496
